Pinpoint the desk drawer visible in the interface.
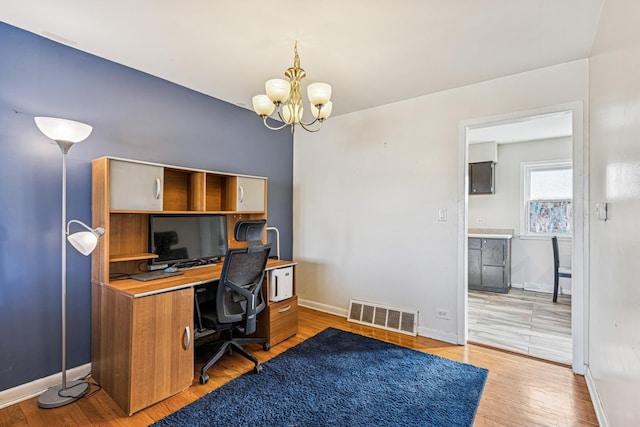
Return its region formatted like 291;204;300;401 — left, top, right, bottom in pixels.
267;296;298;346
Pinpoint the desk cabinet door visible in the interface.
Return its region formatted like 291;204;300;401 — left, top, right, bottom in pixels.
129;288;193;414
236;176;265;212
110;159;164;211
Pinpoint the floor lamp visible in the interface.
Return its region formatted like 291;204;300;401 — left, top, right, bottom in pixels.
34;117;105;409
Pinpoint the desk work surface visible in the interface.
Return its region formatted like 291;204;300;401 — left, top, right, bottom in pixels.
99;259;296;298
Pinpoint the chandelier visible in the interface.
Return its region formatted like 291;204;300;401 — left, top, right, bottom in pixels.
252;42;333;133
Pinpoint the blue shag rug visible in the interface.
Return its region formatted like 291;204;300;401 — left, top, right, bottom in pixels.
152;328;488;427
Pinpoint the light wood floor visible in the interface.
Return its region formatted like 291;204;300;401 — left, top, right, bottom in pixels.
0;307;597;426
468;288;572;364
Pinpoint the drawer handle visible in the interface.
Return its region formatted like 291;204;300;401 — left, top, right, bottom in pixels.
239;185;244;203
155;178;162;200
278;305;292;313
183;326;191;350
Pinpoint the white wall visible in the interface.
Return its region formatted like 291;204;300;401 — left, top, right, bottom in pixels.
469;138;573;292
588;0;640;424
293;60;588;343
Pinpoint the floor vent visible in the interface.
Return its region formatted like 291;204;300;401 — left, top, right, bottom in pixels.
348;299;418;336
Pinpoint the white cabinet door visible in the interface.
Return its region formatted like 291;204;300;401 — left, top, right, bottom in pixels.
236;176;265;212
110;160;163;211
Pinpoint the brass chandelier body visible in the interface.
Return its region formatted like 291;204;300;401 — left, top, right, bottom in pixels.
252;43;333;133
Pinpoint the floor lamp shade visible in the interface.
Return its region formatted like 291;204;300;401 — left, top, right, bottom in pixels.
34;117;93;143
67;220;105;256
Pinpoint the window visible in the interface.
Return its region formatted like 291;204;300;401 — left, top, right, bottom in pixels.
521;161;572;236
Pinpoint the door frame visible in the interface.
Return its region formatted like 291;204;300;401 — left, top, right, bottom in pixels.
456;101;588;374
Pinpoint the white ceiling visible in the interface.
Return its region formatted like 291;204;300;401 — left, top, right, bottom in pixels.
1;1;603;119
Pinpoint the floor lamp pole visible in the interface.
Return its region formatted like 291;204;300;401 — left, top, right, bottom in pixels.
37;141;90;409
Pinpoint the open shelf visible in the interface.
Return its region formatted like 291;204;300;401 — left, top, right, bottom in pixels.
110;253;158;263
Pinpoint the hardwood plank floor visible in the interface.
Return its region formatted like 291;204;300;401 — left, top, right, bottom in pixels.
0;307;597;426
468;288;572;364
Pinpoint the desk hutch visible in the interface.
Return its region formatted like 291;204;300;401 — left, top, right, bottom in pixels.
90;157;298;415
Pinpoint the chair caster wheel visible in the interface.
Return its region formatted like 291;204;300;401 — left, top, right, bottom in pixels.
263;343;271;351
199;374;209;384
253;364;263;374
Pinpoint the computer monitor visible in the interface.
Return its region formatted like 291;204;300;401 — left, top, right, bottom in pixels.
149;214;227;266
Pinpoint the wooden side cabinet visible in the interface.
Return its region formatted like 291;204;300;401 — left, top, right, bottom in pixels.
257;265;298;347
91;284;194;415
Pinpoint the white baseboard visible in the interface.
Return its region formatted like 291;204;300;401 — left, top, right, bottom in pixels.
298;298;348;318
585;367;608;427
0;363;91;409
299;299;459;344
418;327;458;344
523;282;572;296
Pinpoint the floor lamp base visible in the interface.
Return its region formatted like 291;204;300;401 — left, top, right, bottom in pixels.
38;380;89;409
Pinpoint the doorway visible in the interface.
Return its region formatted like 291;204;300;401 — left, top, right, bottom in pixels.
457;103;587;373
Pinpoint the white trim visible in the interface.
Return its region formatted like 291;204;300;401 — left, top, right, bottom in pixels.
418;327;459;345
0;363;91;409
585;367;609;427
458;101;587;374
298;298;348;318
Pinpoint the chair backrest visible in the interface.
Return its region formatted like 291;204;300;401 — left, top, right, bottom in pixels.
551;236;560;270
216;220;271;335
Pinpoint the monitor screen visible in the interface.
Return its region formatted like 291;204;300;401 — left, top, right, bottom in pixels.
149;214;227;266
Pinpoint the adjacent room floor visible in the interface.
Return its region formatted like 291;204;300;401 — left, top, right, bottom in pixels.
468;288;572;364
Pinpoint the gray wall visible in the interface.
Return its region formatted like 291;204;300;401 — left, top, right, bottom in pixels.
0;22;293;391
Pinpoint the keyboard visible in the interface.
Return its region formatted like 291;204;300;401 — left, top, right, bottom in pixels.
130;270;184;282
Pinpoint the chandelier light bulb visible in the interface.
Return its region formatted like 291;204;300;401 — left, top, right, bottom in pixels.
265;79;291;103
311;101;333;120
307;82;332;106
252;95;276;116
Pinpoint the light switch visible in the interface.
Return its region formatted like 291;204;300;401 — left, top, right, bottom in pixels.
438;208;447;221
596;202;608;221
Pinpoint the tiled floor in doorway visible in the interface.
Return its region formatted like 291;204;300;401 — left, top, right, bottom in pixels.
468;288;572;364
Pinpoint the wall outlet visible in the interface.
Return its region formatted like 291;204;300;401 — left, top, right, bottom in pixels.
435;308;450;320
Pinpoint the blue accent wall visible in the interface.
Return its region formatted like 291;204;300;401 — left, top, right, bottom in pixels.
0;22;293;391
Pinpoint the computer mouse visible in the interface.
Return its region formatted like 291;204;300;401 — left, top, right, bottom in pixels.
165;266;178;273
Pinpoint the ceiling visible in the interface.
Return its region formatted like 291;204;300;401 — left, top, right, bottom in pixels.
2;1;604;119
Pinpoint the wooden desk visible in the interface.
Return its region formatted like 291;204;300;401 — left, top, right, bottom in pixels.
91;259;297;415
104;259;295;297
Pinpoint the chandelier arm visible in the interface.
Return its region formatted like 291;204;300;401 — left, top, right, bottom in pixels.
275;106;288;124
298;120;324;133
262;116;290;131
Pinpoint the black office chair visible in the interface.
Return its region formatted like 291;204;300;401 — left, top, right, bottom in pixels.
552;236;572;303
197;220;271;385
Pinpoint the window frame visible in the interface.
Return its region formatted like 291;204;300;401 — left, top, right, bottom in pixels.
520;160;573;238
